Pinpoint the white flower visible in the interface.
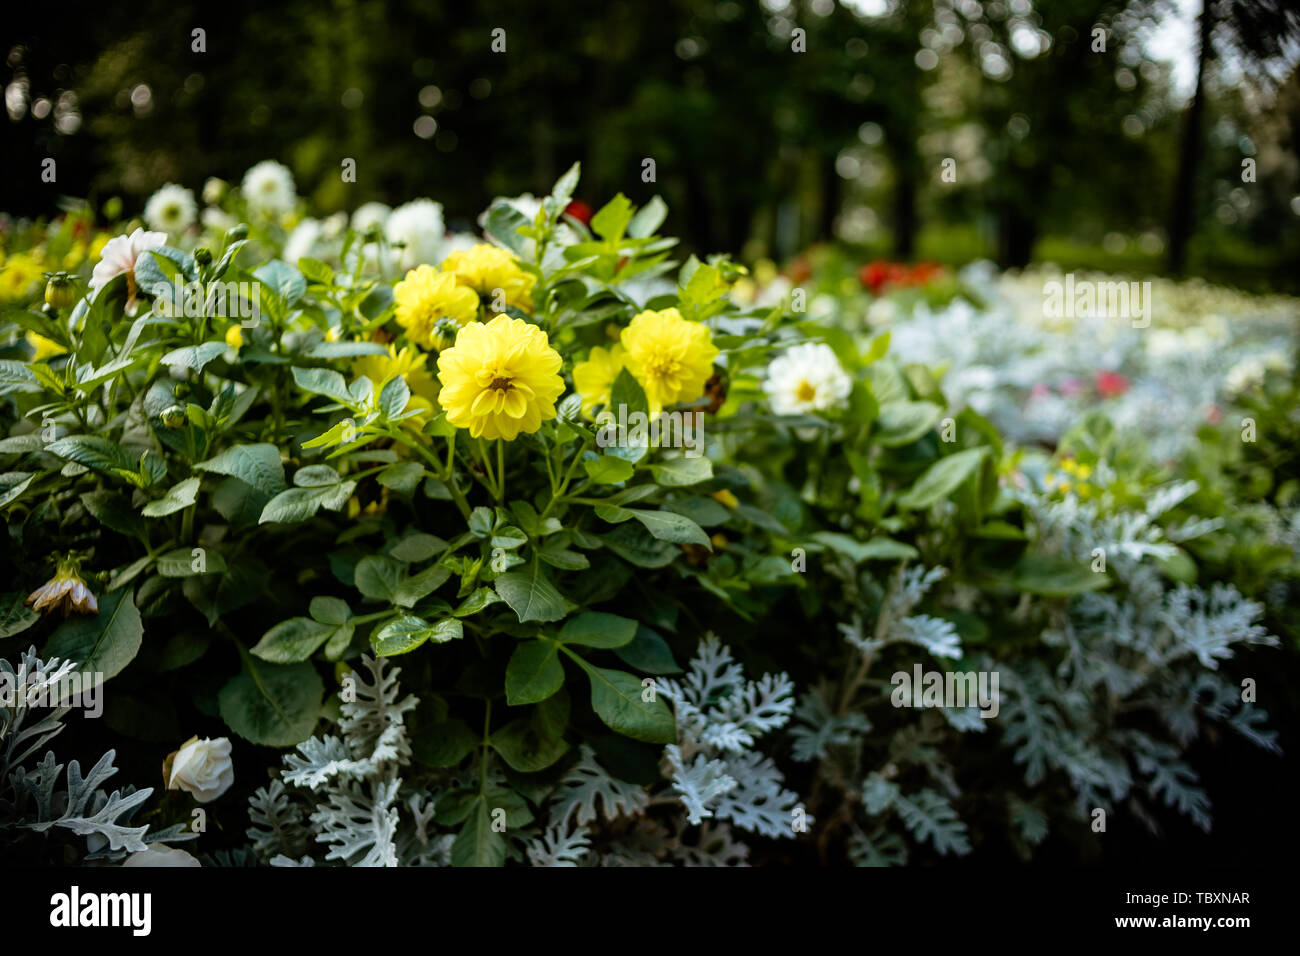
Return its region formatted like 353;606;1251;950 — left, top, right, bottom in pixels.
283;218;324;265
167;736;233;803
764;343;853;416
143;184;197;234
90;227;168;296
351;201;391;233
241;160;296;216
202;177;228;205
385;198;445;270
201;207;234;232
122;847;201;868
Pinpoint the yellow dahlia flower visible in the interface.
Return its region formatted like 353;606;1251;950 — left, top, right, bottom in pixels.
619;308;719;416
394;264;480;350
355;344;440;404
436;315;564;440
440;243;536;312
26;332;68;362
1;253;44;301
572;344;627;418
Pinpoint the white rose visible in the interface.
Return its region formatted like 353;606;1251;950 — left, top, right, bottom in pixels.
167;736;233;803
122;846;202;868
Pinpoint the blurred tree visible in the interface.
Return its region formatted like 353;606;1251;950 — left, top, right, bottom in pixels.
1166;0;1300;275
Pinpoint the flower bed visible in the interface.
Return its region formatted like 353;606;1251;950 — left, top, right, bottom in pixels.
1;166;1294;867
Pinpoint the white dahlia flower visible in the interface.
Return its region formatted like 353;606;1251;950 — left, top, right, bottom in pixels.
764;342;853;416
385;198;445;270
143;183;197;234
241;159;296;216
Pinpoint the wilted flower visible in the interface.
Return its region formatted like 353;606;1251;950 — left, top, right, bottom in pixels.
26;563;98;616
241;160;296;216
143;183;197;234
166;735;234;803
763;342;852;416
619;308;719;417
437;314;564;440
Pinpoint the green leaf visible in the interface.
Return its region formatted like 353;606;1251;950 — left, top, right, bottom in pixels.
253;259;306;305
45;435;136;474
609;367;649;419
451;800;507;868
876;401;944;446
505;640;564;705
258;481;354;523
626;508;710;547
1013;555;1110;597
394;564;451;608
897;448;988;510
614;624;682;674
156;546;228;577
0;591;40;638
304;341;390;359
141;476;201;517
582;664;676;743
161;342;228;373
583;455;634;484
42;588;143;688
194;443;287;496
491;715;569;772
649;456;713;486
378;461;425;496
310;596;352;625
218;657;323;747
251;617;338;663
0;472;34;508
297;257;335;286
379;375;411;420
452;587;502;617
591;193;634;243
372;615;434;655
812;531;919;563
291;366;353;404
80;490;147;539
627;196;668;238
558;611;637;649
0;360;39;395
355;555;404;602
495;565;569;623
388;532;446;562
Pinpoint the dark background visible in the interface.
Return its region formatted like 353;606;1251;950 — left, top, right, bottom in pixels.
3;0;1299;287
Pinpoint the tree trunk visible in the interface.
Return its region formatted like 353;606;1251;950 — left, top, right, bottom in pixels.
892;167;917;260
1167;0;1215;276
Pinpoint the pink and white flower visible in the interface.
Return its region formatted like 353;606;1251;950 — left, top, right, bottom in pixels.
89;227;167;300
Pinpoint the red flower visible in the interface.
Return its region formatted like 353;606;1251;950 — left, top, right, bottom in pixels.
1095;371;1130;399
858;260;942;295
564;200;593;226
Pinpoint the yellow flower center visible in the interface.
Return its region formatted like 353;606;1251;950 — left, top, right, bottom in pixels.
796;380;817;402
